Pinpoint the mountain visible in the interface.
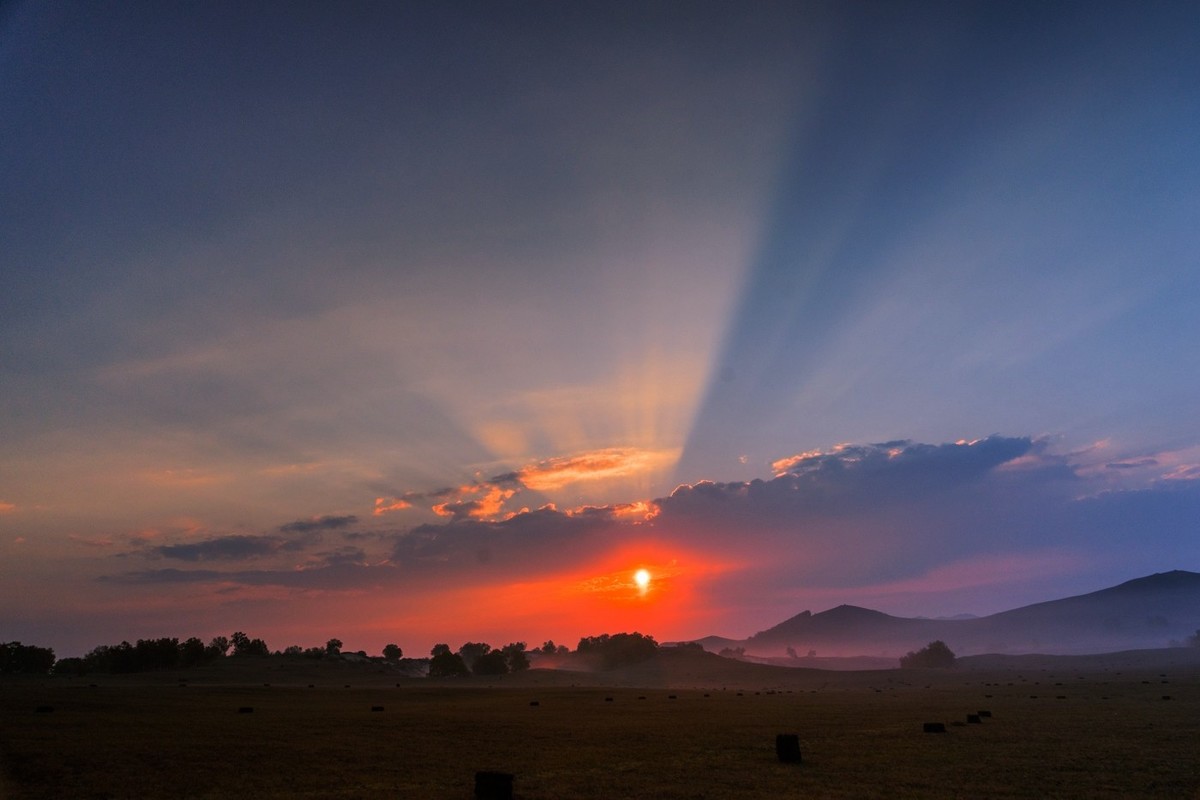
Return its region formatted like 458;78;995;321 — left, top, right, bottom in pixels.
696;570;1200;658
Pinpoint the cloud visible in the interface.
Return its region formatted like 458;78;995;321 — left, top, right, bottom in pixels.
1164;464;1200;481
390;505;614;571
0;501;16;514
97;436;1200;627
769;436;1035;485
69;534;115;549
310;545;368;567
151;534;310;562
278;514;358;533
433;485;517;521
389;447;677;522
660;436;1042;525
514;448;676;491
1106;458;1159;470
138;468;227;487
373;497;412;515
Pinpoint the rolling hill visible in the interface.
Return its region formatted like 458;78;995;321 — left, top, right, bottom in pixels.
693;570;1200;658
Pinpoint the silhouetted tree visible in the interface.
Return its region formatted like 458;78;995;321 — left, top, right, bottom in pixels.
718;646;746;658
472;649;509;675
207;636;230;658
382;643;403;662
430;643;451;657
457;642;492;669
325;638;343;656
135;638;180;670
53;657;87;675
501;642;529;671
576;632;659;670
428;650;469;677
230;632;268;657
0;642;56;674
899;640;956;669
179;637;208;666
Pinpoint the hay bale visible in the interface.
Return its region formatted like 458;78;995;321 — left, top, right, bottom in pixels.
371;706;385;712
35;705;54;713
923;722;946;733
237;707;254;714
1162;695;1171;701
474;770;513;800
604;696;614;702
775;734;802;763
668;695;677;700
967;714;982;724
528;700;539;707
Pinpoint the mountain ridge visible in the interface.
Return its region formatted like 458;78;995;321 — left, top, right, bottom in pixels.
692;570;1200;658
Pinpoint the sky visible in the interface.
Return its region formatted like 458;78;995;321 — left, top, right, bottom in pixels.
3;1;1199;658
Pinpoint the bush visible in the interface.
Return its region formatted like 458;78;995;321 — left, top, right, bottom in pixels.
899;640;956;669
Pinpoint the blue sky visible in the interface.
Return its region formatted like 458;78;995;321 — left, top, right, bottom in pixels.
2;1;1199;656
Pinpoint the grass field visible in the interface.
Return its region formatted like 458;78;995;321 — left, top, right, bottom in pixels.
2;655;1198;799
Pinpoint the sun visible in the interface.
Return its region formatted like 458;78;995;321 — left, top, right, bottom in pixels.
634;568;651;591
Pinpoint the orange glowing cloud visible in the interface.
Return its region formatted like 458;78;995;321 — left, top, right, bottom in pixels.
771;448;828;474
373;496;412;516
516;447;676;491
433;485;517;520
0;501;15;514
565;500;659;523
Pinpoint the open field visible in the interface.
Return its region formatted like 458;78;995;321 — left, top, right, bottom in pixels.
2;653;1199;799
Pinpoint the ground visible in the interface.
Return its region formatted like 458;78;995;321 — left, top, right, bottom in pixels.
1;650;1198;799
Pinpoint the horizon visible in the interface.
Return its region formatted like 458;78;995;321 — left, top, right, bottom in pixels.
3;2;1200;659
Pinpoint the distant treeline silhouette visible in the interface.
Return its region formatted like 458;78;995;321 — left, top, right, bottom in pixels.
10;630;663;676
1;641;56;674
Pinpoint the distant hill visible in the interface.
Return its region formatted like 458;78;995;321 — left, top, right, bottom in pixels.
693;570;1200;658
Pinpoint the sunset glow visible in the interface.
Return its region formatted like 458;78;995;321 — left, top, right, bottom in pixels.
2;3;1199;659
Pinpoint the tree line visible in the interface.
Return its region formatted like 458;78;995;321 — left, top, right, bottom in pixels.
3;630;662;676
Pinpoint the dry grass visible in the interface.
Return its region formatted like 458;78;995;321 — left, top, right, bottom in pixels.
1;660;1198;799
